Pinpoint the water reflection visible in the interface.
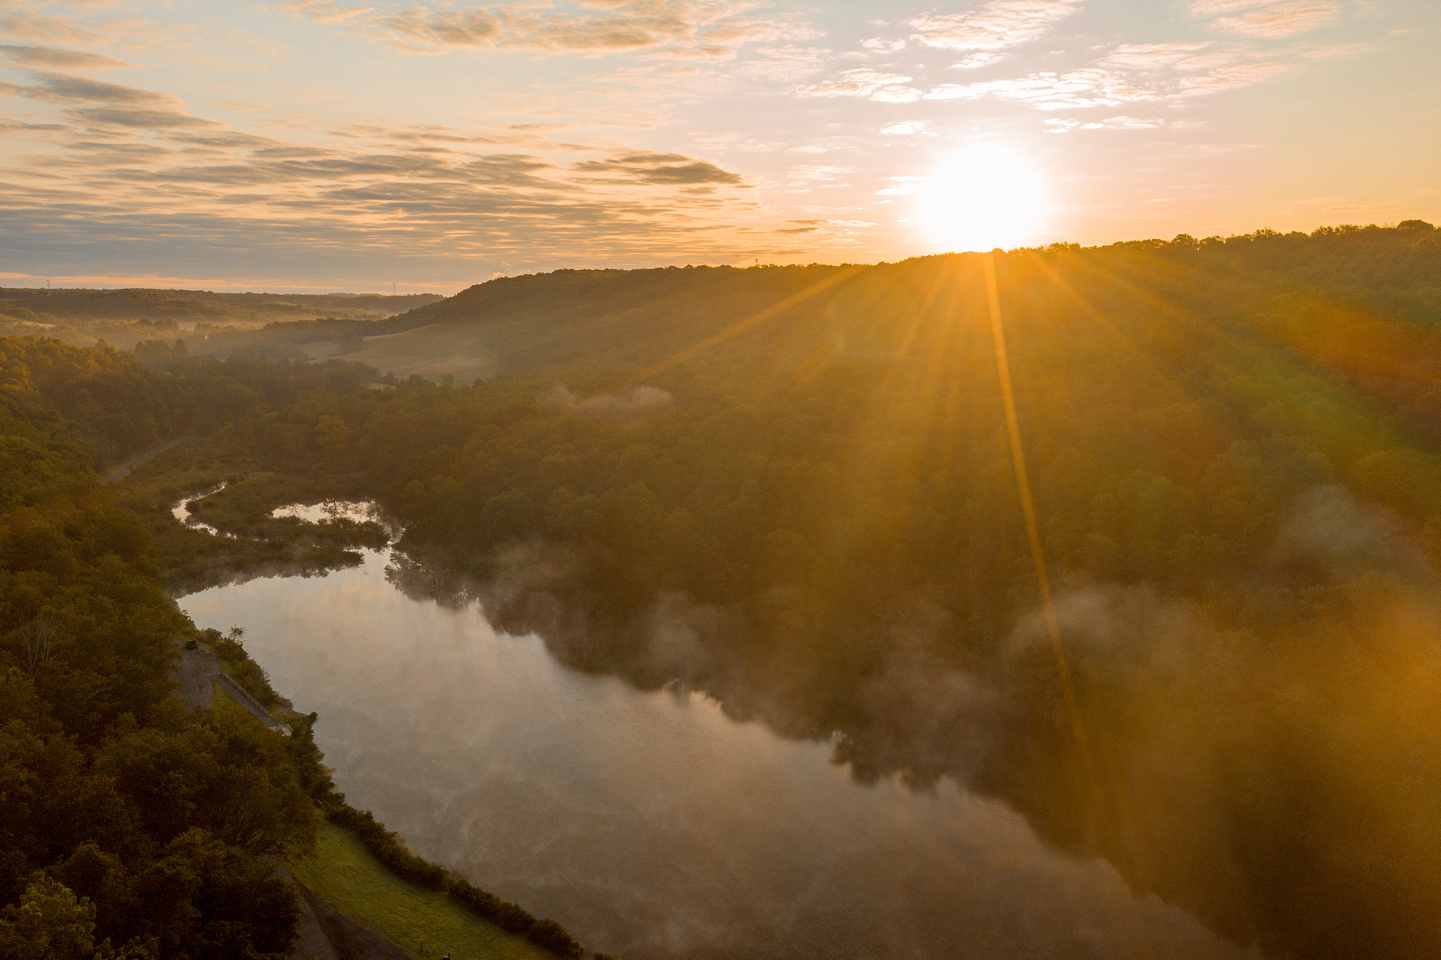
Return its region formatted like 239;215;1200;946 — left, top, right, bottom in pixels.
179;543;1251;960
271;500;384;525
172;484;236;538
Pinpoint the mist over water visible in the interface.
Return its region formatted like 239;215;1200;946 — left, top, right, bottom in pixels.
180;541;1250;960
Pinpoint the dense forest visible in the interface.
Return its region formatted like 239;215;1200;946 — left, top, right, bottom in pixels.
0;339;319;958
0;340;584;959
138;222;1441;959
5;221;1440;959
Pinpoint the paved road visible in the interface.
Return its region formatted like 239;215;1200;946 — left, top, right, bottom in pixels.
284;867;341;960
170;639;290;733
102;434;187;484
172;643;217;710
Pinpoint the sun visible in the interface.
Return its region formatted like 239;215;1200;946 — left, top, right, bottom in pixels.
919;145;1046;253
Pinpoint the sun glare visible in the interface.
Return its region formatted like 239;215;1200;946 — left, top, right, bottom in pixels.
920;146;1046;253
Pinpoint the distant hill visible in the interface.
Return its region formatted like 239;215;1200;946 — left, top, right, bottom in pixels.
0;286;442;323
0;286;443;353
352;221;1441;380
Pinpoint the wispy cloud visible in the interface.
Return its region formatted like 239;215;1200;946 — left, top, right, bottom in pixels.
1208;1;1343;38
281;0;769;55
11;71;213;130
803;68;920;102
1100;42;1215;71
573;152;745;185
1179;60;1292;92
28;72;175;106
0;42;124;69
880;120;929;135
909;0;1085;53
811;49;1294;109
1188;0;1273;13
924;68;1153;109
0;5;90;46
952;51;1004;69
1044;114;1178;133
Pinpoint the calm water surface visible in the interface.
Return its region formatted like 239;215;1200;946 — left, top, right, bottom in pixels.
179;515;1251;960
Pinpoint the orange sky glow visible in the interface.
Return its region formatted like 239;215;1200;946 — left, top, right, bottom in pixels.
1;0;1437;291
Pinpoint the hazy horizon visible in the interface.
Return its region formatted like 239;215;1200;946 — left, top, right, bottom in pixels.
4;218;1431;296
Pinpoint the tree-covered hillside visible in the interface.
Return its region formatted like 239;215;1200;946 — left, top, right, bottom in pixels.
0;340;315;958
156;221;1441;959
0;339;587;960
373;220;1441;376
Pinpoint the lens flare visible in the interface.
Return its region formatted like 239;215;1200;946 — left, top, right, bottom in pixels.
920;146;1046;252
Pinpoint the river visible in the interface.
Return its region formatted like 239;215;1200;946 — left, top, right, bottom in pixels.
177;502;1253;960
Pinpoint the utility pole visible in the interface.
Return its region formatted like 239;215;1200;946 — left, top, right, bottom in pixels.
392;281;397;295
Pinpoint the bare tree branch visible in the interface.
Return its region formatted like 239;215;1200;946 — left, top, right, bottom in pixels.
19;613;62;676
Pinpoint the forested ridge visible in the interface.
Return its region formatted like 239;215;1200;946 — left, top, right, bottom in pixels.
0;339;586;959
145;222;1441;959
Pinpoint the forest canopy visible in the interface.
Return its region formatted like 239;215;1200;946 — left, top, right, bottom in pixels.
0;339;324;958
142;222;1441;960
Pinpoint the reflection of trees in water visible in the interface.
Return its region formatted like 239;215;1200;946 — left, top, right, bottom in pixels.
385;486;1441;960
386;550;473;609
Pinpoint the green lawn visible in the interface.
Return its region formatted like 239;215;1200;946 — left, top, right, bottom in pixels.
289;820;558;960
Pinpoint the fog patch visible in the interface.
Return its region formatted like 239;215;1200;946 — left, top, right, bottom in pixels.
644;592;731;687
542;383;673;422
838;603;1004;787
1006;584;1206;683
1270;483;1423;575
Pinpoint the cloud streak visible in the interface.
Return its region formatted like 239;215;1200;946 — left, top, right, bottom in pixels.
574;152;746;185
1209;1;1342;38
909;0;1085;53
0;43;124;69
282;0;762;55
9;71;213;131
803;68;920;103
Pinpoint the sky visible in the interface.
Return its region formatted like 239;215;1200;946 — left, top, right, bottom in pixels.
1;0;1437;292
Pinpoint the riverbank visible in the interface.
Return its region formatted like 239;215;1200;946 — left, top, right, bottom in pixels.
151;480;594;960
292;822;557;960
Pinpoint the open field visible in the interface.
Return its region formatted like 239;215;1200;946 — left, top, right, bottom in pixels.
346;323;498;382
290;821;557;960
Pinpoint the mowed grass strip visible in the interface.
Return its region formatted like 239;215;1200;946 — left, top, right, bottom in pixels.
290;820;558;960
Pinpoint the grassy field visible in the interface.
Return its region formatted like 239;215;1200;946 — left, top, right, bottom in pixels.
346;322;496;382
289;820;558;960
